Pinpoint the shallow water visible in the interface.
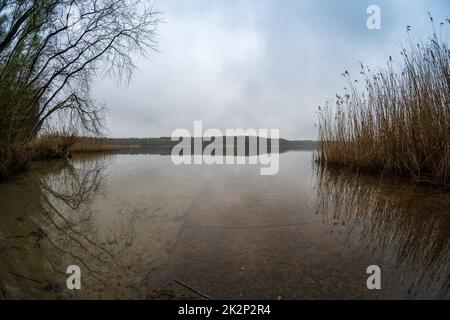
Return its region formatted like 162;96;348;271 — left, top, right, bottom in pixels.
0;150;449;299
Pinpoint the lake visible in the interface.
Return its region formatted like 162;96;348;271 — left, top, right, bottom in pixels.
0;150;449;299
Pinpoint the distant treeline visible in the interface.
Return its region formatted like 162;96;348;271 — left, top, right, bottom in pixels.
71;136;318;154
102;137;316;148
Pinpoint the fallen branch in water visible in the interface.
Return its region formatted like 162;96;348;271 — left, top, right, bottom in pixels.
175;279;214;300
8;271;42;284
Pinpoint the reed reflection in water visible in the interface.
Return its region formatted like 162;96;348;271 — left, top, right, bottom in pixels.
314;166;450;299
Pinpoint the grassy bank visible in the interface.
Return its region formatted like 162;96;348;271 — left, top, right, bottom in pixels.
0;144;31;181
0;134;76;182
0;135;141;181
317;25;449;186
70;138;138;153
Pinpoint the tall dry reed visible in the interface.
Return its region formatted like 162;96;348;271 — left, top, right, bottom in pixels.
317;20;450;185
70;137;137;153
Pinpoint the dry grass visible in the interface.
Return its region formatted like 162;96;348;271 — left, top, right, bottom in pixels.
0;133;76;181
70;137;137;153
0;135;139;181
30;134;77;160
317;21;450;186
0;143;31;181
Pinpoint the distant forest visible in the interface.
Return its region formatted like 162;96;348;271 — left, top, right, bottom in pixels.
85;137;318;149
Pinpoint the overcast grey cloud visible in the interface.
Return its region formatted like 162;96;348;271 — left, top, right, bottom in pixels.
92;0;450;139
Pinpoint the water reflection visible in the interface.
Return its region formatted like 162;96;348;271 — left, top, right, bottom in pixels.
0;157;128;298
314;166;450;299
0;153;212;299
0;151;449;299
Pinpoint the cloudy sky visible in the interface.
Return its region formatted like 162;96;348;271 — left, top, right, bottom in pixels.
93;0;450;140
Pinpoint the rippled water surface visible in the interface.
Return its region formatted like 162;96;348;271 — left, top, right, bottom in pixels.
0;151;449;299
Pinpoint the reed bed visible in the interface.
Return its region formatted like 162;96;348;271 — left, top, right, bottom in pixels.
70;138;137;153
0;133;75;181
317;22;450;186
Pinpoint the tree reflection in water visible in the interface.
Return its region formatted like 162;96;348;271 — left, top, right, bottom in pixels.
0;156;136;299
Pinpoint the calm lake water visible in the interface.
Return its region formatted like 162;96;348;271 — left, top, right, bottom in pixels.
0;150;449;299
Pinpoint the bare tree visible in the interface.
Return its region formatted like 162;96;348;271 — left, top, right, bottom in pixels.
0;0;160;143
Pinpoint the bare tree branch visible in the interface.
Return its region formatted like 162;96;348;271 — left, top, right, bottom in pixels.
0;0;161;143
